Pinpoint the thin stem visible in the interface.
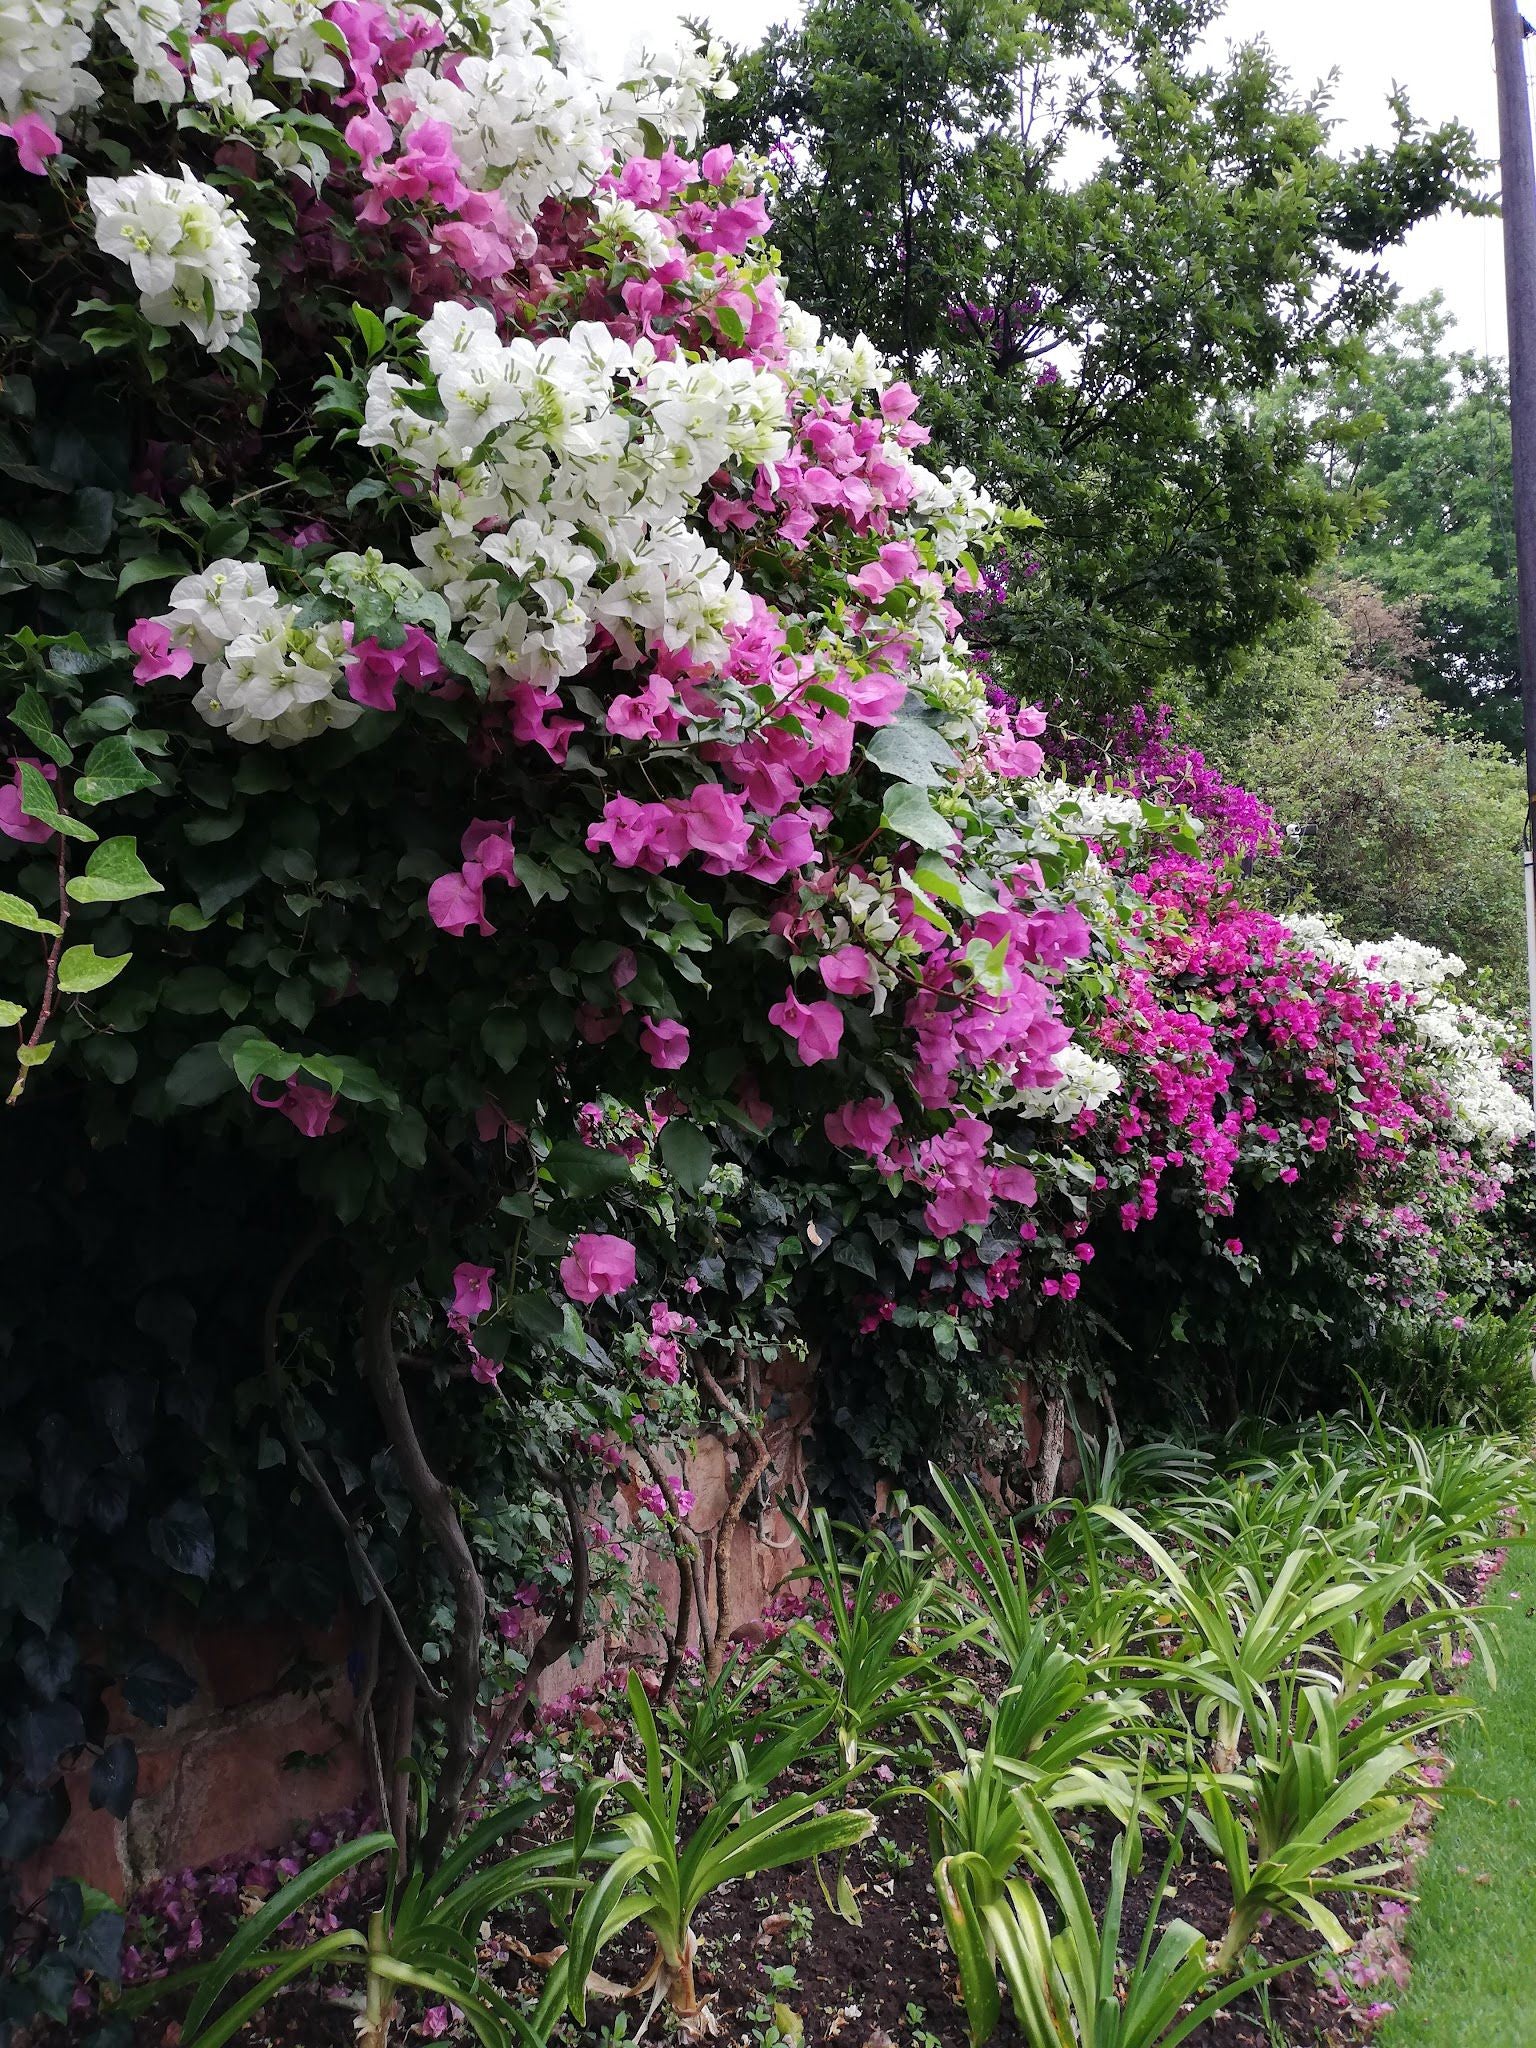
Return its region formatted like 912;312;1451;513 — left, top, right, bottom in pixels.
7;835;69;1108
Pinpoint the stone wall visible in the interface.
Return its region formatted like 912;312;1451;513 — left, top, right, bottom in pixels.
22;1350;817;1902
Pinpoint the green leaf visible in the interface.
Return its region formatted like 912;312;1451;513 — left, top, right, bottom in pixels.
65;836;163;904
544;1137;632;1196
58;945;130;993
164;1042;237;1107
116;554;191;596
0;999;22;1027
226;1035;299;1090
18;763;96;842
0;891;60;936
74;737;159;806
481;1010;528;1070
866;717;956;786
351;304;388;356
10;688;71;767
658;1119;713;1195
882;782;955;851
17;1041;53;1068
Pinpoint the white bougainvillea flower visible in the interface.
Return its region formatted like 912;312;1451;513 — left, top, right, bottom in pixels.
87;165;259;350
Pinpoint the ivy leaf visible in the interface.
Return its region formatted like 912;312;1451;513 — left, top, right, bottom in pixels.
58;945;131;994
74;737;159;806
18;763;96;842
0;1541;70;1630
882;782;955;851
10;687;72;767
658;1120;713;1195
0;999;24;1026
65;837;163;904
0;890;61;937
148;1501;215;1581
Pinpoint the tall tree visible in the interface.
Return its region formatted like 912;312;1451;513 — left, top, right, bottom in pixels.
1327;296;1519;746
710;0;1489;705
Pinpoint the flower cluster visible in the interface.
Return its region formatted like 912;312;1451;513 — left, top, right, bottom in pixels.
89;167;260;351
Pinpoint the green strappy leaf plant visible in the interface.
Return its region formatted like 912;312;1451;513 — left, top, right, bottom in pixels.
123;1795;570;2048
543;1672;873;2026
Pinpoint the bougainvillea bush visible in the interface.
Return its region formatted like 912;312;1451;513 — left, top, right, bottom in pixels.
0;0;1147;1923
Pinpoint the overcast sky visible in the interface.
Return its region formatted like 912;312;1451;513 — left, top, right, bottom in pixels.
575;0;1513;355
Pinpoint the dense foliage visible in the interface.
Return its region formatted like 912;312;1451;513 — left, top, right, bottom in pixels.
708;0;1489;707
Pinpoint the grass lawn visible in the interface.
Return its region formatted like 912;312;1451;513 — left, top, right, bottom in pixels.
1380;1535;1536;2047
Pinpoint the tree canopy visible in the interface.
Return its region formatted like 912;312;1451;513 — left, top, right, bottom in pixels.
1327;296;1519;747
709;0;1490;706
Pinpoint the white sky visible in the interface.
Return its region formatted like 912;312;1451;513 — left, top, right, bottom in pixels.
573;0;1514;355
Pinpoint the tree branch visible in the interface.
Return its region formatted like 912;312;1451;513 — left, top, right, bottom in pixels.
696;1361;775;1680
633;1439;701;1706
262;1232;444;1709
360;1273;485;1867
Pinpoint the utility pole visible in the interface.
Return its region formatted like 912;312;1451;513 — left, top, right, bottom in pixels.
1492;0;1536;1122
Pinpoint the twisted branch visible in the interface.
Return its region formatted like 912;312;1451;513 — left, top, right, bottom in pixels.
262;1232;444;1707
696;1361;775;1680
360;1274;485;1868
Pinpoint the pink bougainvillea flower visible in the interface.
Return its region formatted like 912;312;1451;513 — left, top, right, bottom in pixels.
824;1098;901;1157
0;113;61;175
993;1166;1038;1205
1020;906;1092;969
450;1261;493;1322
427;863;493;937
345;624;442;710
768;990;844;1065
470;1352;502;1385
640;1016;690;1070
559;1232;637;1303
127;619;193;684
251;1079;341;1138
0;759;55;844
459;817;517;881
818;945;873;998
847;561;896;604
419;2005;453;2040
508;680;582;763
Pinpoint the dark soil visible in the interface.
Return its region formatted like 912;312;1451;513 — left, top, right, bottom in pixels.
67;1777;1376;2048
